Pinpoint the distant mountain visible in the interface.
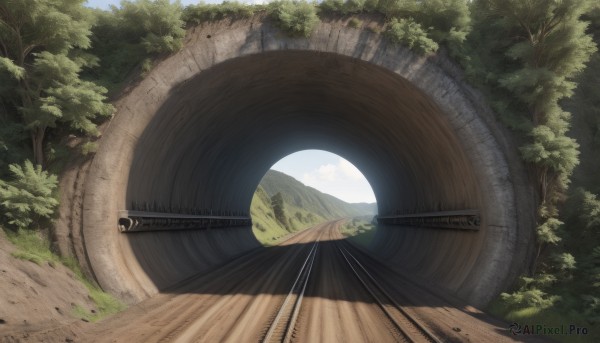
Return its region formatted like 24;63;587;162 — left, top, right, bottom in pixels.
250;170;377;245
259;170;377;218
348;202;378;216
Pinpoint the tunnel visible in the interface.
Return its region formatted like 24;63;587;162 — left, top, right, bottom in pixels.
78;18;535;307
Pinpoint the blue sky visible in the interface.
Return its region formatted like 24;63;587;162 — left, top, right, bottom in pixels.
271;150;377;204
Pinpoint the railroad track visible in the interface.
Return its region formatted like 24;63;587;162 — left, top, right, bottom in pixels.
262;233;321;343
338;246;443;343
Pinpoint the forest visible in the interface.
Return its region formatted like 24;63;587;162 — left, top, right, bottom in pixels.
1;0;600;336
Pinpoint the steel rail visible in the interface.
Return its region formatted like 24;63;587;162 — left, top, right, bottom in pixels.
262;233;321;343
338;246;443;343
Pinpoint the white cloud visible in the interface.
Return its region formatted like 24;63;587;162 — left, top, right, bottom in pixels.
317;164;337;181
296;157;375;203
338;158;365;180
271;150;376;203
301;172;317;186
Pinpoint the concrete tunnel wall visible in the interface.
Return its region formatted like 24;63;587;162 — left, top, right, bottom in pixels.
80;17;536;306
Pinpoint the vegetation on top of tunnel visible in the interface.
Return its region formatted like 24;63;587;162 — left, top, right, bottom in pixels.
250;170;376;245
0;0;600;335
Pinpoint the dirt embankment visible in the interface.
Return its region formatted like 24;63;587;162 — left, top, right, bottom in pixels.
0;230;94;343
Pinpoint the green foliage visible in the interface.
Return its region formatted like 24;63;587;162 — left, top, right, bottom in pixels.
0;119;27;175
500;274;560;308
24;52;113;135
268;1;320;37
552;252;576;273
520;126;580;177
0;160;58;229
72;286;124;322
0;0;113;165
580;191;600;230
581;294;600;324
471;1;599;330
501;288;560;309
319;0;366;15
80;141;99;156
117;0;186;54
348;17;363;28
536;218;564;244
318;0;470;55
87;0;185;92
270;192;288;229
0;0;92;60
183;1;257;24
6;229;61;265
0;57;24;80
587;247;600;289
385;17;438;54
85;9;146;91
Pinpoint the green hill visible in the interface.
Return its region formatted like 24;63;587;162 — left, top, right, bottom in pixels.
250;170;377;245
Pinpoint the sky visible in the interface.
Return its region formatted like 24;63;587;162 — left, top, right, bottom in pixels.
271;150;377;204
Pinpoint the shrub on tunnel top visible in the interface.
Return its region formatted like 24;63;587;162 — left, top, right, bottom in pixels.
117;0;186;54
183;1;258;25
385;17;438;54
319;0;366;15
268;1;320;37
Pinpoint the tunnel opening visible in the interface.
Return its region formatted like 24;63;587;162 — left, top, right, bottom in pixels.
249;149;378;245
82;34;534;307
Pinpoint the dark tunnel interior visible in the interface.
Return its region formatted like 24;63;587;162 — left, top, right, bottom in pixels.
82;50;533;307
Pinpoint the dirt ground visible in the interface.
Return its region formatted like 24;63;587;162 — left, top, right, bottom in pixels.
1;221;551;342
0;230;95;343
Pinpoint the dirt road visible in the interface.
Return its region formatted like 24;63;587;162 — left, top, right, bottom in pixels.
77;221;547;342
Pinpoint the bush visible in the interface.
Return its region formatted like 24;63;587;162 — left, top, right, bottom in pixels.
348;17;363;28
118;0;186;54
80;141;98;156
183;1;257;24
385;17;438;54
0;160;59;229
320;0;366;14
269;1;320;37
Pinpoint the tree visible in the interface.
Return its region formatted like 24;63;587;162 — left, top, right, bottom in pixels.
385;17;439;54
0;160;58;229
270;192;288;228
472;0;597;273
0;0;113;166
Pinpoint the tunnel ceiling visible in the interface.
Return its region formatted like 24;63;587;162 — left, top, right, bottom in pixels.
80;18;535;306
128;51;479;216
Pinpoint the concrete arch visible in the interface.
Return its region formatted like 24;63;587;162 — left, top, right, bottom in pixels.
81;18;535;306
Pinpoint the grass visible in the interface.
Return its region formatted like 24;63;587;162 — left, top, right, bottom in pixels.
487;297;599;343
339;217;377;248
4;228;125;322
250;185;330;246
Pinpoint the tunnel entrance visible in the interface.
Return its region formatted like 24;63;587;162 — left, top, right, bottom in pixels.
249;150;377;245
81;22;535;307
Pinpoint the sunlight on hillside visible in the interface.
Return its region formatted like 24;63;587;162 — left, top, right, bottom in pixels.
250;150;377;245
